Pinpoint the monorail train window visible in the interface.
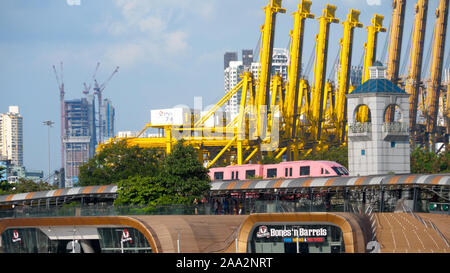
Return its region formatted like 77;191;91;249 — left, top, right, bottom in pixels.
300;166;310;176
236;171;239;179
246;170;256;179
321;168;330;174
341;167;349;175
285;168;288;177
214;172;224;180
267;168;277;178
289;168;292;177
331;167;343;176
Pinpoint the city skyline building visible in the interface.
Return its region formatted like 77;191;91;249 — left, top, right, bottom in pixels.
224;48;289;118
0;106;23;167
224;60;244;117
224;51;238;70
242;49;254;68
63;96;96;187
100;98;115;140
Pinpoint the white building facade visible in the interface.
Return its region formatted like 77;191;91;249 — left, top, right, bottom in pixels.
347;65;410;176
224;48;289;118
0;106;23;166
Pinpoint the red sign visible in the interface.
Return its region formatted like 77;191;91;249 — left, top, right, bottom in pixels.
12;230;21;243
121;229;133;244
306;237;325;243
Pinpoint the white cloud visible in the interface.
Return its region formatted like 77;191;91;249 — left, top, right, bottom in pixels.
367;0;382;6
99;0;217;67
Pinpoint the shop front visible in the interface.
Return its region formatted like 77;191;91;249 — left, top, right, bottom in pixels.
248;223;345;253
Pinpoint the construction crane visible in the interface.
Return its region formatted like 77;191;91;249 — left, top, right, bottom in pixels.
83;62;100;95
426;0;449;149
358;14;386;123
309;4;339;143
386;0;406;87
97;0;450;167
93;65;119;143
52;62;65;171
255;0;286;140
335;9;363;143
405;0;429;146
284;0;314;160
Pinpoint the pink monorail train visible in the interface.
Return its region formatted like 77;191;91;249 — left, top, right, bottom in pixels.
208;160;349;181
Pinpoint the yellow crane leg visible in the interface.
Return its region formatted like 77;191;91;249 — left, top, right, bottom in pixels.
207;136;237;168
164;126;172;154
244;147;259;164
275;147;287;159
237;141;243;165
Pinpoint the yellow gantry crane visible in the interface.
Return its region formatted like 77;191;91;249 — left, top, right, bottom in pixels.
309;5;339;143
97;0;449;167
426;0;449;147
386;0;407;87
284;0;314;160
405;0;429;145
335;9;363;143
255;0;286;140
358;14;386;123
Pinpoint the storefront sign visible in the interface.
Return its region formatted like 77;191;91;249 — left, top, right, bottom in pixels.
256;225;327;239
12;230;21;243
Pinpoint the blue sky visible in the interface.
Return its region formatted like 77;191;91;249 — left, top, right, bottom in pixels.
0;0;447;177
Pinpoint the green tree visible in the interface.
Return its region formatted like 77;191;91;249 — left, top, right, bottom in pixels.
10;178;56;194
411;147;449;173
114;140;211;206
78;140;162;186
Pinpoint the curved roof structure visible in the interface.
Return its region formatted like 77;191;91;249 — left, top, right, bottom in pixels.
1;212;448;253
0;174;448;205
211;173;450;192
350;78;406;95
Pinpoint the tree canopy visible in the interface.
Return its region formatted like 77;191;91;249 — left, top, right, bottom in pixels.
78;140;162;187
79;139;211;206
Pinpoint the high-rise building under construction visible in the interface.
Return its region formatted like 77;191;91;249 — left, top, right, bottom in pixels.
63;96;96;187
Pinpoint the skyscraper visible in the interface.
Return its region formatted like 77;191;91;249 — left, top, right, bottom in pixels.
101;98;115;140
242;49;254;69
0;106;23;167
224;61;244;117
224;48;289;118
63;96;96;187
224;52;238;69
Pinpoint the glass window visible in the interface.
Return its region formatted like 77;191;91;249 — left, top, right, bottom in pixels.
267;168;277;178
246;170;256;179
289;168;292;177
97;227;152;253
214;172;224;180
300;166;310;176
332;167;343;176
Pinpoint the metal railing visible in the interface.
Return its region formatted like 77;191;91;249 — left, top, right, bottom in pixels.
382;121;409;134
0;200;351;219
349;122;371;134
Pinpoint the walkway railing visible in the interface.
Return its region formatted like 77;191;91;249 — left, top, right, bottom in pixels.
0;201;352;218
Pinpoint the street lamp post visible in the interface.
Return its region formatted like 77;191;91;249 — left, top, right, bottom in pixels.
42;120;54;183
